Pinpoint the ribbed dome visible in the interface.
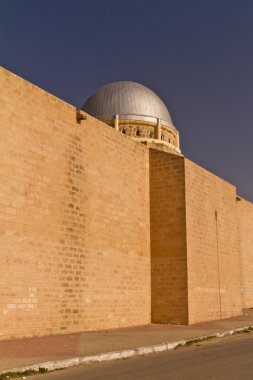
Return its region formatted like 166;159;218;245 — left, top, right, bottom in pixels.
81;81;173;125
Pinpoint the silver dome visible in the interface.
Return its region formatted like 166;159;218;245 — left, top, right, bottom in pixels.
81;81;174;127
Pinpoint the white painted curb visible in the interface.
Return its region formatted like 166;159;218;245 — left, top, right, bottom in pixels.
1;325;252;376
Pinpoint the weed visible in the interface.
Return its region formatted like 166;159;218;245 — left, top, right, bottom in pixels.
0;367;47;379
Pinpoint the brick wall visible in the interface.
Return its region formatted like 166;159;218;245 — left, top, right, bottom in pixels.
150;152;243;325
0;67;150;340
185;159;242;323
237;198;253;308
1;66;252;338
80;113;151;331
150;150;188;324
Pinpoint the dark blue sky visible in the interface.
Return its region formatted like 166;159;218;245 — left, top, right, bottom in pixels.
1;0;253;201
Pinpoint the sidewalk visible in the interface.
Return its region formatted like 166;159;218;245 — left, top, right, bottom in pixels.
1;309;253;373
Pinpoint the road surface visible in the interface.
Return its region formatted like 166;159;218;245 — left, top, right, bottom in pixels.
29;332;253;379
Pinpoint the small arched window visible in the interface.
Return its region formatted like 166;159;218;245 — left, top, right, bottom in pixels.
149;131;154;138
121;129;126;134
168;138;171;143
135;129;141;137
161;134;164;141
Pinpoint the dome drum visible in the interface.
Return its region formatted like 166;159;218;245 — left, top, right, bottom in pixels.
103;113;177;132
106;117;180;152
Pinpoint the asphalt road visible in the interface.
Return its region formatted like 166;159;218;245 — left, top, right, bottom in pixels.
29;332;253;380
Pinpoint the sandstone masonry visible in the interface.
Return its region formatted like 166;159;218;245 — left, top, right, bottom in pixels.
0;66;253;340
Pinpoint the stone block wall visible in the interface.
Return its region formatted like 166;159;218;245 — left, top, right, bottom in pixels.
237;198;253;308
150;150;188;324
149;151;243;325
0;67;150;340
80;113;151;331
1;66;252;339
185;159;242;323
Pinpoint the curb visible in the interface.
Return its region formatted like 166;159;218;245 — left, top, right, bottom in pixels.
1;325;252;376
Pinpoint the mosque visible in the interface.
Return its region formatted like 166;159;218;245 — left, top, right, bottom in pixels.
0;66;253;340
